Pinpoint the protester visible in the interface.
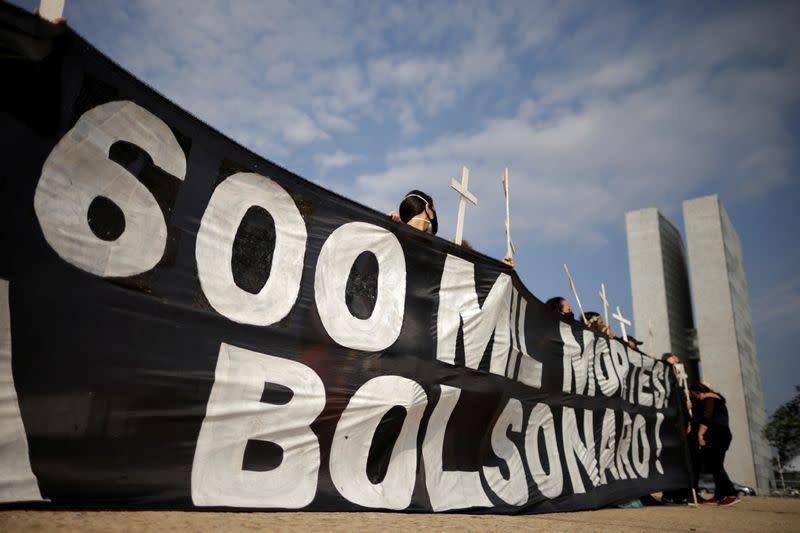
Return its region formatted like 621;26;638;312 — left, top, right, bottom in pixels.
689;382;740;506
626;335;643;350
545;296;574;320
585;311;601;325
584;311;616;338
391;193;514;267
388;190;437;234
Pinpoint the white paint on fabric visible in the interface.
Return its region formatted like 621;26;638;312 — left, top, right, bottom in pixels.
525;403;563;499
561;322;596;396
598;408;621;484
632;414;650;478
482;398;528;505
654;413;665;474
329;375;427;510
0;280;45;503
422;385;492;511
196;172;306;326
34;101;186;277
594;336;620;397
561;407;599;494
637;357;655;408
514;296;543;388
191;343;324;508
615;412;637;479
436;254;511;373
314;222;405;352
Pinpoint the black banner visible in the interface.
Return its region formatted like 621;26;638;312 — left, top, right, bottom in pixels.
0;3;689;513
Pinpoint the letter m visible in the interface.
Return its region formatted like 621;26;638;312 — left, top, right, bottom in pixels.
436;254;511;375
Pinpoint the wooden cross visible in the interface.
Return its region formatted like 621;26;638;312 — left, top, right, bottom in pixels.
39;0;65;22
450;165;477;245
563;264;587;324
501;167;515;258
598;283;609;326
612;306;631;343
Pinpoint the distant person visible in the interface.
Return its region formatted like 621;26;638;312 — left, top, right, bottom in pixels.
388;190;437;234
585;311;616;338
545;296;574;320
689;382;740;506
625;335;643;351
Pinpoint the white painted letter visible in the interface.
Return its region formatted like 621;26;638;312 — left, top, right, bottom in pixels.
525;403;563;499
509;291;543;388
34;101;186;277
192;343;324;508
196;172;306;326
631;414;650;478
594;337;620;397
315;222;405;351
0;280;44;503
598;409;621;484
329;376;427;510
561;407;599;494
483;398;528;505
422;385;492;511
637;357;655;407
436;254;511;374
615;412;637;479
561;323;596;396
652;362;666;409
654;413;664;474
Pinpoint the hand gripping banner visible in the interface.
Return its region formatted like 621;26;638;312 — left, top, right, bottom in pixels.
0;2;690;512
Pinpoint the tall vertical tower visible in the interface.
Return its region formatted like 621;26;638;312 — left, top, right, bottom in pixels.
625;208;697;378
683;194;772;493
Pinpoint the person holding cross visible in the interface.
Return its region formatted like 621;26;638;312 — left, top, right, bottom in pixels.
388;190;438;235
584;311;616;338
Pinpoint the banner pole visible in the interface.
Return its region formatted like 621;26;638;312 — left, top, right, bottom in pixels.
563;264;587;325
502;167;514;259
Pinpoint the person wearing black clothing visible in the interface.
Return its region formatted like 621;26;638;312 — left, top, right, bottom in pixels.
388;190;439;234
689;382;740;506
545;296;574;320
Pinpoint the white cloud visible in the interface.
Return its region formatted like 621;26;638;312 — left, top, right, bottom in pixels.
50;0;798;258
315;150;362;173
343;2;800;256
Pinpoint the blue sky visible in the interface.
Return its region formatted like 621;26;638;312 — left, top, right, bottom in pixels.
15;1;800;414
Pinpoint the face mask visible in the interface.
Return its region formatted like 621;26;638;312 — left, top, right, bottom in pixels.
411;217;433;233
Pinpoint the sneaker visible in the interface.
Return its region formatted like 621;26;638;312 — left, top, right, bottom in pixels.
617;499;644;508
718;496;741;507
